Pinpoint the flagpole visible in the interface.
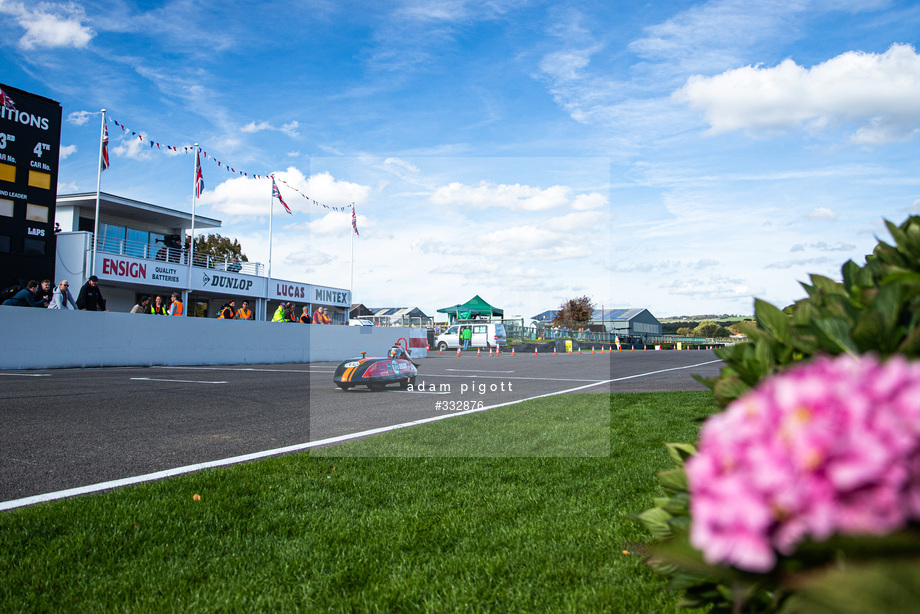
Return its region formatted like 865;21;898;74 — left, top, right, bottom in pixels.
268;176;274;321
91;109;106;277
188;144;198;295
350;206;354;296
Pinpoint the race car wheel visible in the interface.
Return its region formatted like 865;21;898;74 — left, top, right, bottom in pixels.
336;383;352;391
399;378;409;389
437;342;448;351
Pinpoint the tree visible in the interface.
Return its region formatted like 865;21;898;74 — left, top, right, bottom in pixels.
193;234;248;263
551;295;595;330
693;321;731;338
676;327;693;336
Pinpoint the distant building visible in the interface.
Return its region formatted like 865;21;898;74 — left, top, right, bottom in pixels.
363;306;431;327
531;307;661;337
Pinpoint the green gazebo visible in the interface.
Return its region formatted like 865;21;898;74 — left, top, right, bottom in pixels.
437;295;504;323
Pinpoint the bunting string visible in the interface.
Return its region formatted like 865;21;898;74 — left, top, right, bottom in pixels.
106;114;357;227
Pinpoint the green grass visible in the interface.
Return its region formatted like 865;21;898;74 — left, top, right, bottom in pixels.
0;392;716;613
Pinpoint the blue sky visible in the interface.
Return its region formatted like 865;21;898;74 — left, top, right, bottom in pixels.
3;0;920;320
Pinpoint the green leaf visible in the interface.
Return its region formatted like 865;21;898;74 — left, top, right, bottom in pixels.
636;507;674;540
665;442;697;467
755;299;793;345
657;468;688;493
811;317;858;354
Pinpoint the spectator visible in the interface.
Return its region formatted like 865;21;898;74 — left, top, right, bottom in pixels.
76;276;107;311
148;295;167;315
218;300;236;319
35;279;53;307
48;280;78;309
236;300;253;320
299;306;312;323
130;296;150;314
321;307;332;324
168;292;183;317
227;258;242;273
460;325;472;350
312;305;324;324
272;302;292;322
2;280;45;307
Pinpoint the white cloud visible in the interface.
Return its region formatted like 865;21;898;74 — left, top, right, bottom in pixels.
66;110;93;125
0;1;95;49
240;119;300;138
111;134;154;161
384;157;420;173
59;144;77;159
803;207;837;220
572;192;606;210
200;169;371;217
428;181;573;211
674;44;920;143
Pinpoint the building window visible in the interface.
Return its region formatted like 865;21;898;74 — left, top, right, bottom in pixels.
23;237;46;256
126;228;150;258
100;223;125;254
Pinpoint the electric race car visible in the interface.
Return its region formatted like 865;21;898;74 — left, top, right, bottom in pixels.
334;339;419;391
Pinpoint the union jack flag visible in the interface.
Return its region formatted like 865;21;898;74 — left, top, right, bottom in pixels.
100;122;109;171
195;149;204;198
351;205;359;236
272;176;292;214
0;88;15;109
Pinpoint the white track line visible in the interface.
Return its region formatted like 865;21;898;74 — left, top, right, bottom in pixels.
0;373;51;377
0;359;721;512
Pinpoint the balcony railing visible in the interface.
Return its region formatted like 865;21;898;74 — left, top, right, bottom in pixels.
94;236;265;276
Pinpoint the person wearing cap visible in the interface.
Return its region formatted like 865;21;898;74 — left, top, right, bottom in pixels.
321;307;332;325
130;295;151;314
76;275;107;311
168;292;184;317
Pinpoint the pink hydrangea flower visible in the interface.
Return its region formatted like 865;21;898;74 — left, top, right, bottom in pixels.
686;354;920;572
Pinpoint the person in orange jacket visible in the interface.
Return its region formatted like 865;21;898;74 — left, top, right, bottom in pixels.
168;292;184;316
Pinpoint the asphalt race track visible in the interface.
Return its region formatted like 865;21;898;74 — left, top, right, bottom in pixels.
0;349;723;507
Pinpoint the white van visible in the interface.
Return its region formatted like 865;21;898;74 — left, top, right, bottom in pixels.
435;322;507;350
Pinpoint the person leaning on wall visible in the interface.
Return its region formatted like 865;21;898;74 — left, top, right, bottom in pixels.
168;293;183;317
48;280;78;309
148;295;168;315
2;281;45;307
130;296;150;314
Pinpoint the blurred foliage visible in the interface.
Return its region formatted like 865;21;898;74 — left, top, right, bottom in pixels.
635;216;920;612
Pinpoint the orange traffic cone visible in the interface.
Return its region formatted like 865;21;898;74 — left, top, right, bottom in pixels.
476;348;481;357
578;347;582;354
511;347;516;356
439;347;443;355
534;346;539;355
553;346;557;355
591;346;595;354
488;347;493;357
456;347;461;357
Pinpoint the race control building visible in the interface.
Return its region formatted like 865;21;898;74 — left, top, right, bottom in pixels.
54;192;351;321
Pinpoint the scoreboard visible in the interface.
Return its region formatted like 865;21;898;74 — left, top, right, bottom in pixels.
0;83;62;287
